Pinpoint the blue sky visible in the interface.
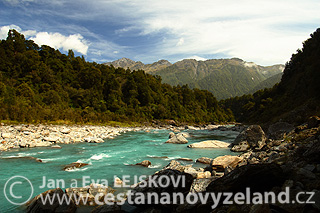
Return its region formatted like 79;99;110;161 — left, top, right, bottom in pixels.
0;0;319;65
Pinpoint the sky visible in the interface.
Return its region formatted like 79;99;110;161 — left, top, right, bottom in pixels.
0;0;319;66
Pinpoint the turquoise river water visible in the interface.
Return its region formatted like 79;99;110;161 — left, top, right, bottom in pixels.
0;129;239;212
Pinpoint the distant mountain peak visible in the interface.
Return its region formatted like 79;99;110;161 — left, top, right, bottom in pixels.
104;58;172;73
243;61;258;68
104;57;284;99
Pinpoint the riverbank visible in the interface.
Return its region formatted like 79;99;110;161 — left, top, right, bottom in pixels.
0;124;145;152
25;117;320;212
0;123;240;152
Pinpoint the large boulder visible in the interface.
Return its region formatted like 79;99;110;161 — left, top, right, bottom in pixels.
187;140;230;148
165;134;188;144
177;163;286;212
206;163;286;193
162;160;189;172
26;188;76;213
91;204;123;213
231;125;266;152
210;155;243;172
267;122;294;140
130;168;194;209
65;183;115;206
189;178;215;193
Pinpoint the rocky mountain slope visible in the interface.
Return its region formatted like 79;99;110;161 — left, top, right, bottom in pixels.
105;58;172;73
105;58;284;100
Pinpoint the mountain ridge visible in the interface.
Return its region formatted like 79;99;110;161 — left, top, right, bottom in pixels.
105;58;284;99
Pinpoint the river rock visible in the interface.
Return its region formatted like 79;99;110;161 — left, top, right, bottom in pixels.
168;132;175;138
190;178;216;193
114;177;123;187
267;122;295;140
61;128;71;134
231;125;266;152
63;162;89;171
197;171;211;179
1;132;13;139
43;136;60;142
163;160;189;172
131;167;194;208
65;183;115;206
26;188;77;213
165;134;188;144
84;137;104;143
210;155;243;172
307;116;320;128
176;163;288;212
183;167;199;178
177;132;190;138
185;125;198;130
135;160;151;167
206;163;286;193
187;140;230;148
91;204;122;213
196;157;213;164
230;141;250;152
177;158;193;162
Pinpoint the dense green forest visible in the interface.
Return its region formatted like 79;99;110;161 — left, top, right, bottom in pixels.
220;28;320;125
0;30;234;124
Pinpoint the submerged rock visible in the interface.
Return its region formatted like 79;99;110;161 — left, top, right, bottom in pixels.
176;157;193;162
135;160;151;167
63;162;89;171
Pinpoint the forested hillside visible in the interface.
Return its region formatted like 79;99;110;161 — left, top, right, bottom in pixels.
221;28;320;125
107;58;284;100
0;30;234;124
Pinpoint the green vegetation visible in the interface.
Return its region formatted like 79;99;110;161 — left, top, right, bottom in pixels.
0;30;234;124
220;28;320;125
137;58;283;100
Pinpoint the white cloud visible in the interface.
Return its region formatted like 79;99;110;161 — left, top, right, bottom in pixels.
0;25;21;39
176;38;184;46
30;32;88;55
2;0;319;65
1;25;89;55
108;0;320;65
